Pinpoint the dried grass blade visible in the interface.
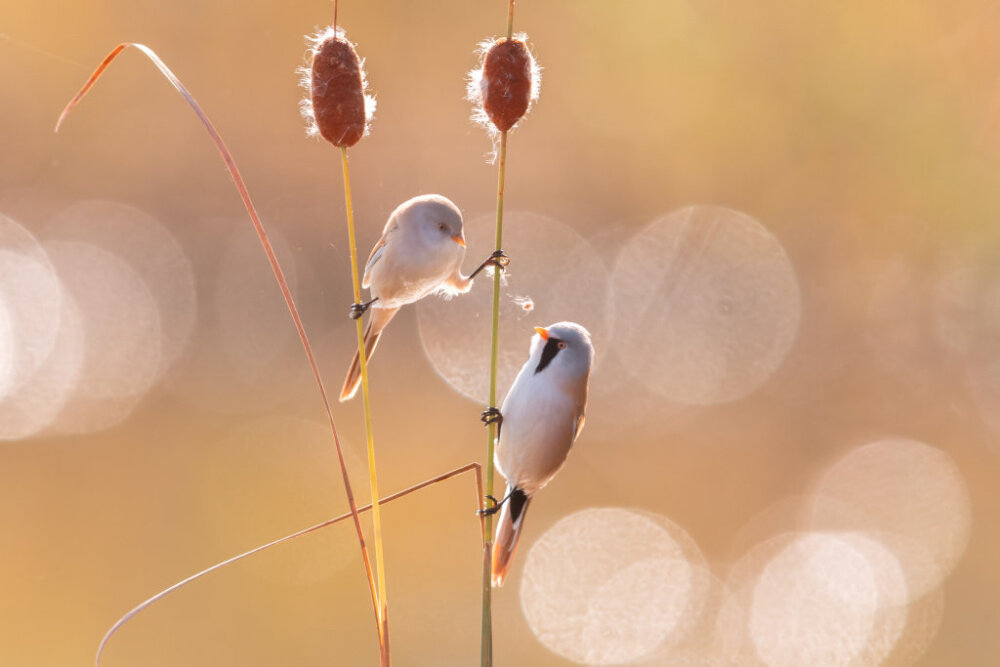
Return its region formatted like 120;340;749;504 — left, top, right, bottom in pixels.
53;41;380;662
94;463;483;666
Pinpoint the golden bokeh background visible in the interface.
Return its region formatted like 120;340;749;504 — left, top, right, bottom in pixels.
2;0;1000;665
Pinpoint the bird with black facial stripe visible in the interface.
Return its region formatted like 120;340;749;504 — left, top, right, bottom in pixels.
489;321;594;587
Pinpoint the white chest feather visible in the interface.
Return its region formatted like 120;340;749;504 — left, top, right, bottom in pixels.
496;370;580;495
367;237;462;307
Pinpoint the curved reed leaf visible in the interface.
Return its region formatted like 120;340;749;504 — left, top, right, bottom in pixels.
53;41;380;662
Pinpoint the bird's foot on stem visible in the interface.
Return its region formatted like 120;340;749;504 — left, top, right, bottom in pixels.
480;407;503;427
349;297;379;320
477;489;515;516
477;494;502;517
468;250;510;280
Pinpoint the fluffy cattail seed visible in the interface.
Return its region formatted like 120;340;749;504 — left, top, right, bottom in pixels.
481;38;532;131
468;33;540;139
300;28;375;147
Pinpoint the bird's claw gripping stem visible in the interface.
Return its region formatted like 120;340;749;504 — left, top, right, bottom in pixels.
349;297;379;320
477;494;502;517
481;407;503;427
468;249;510;280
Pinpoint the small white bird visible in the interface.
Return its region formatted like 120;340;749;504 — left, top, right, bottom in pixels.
490;321;594;587
340;194;472;401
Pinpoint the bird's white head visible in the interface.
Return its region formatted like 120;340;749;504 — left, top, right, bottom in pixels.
530;321;594;383
395;194;467;251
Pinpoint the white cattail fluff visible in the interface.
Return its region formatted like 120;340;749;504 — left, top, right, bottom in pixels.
466;33;541;159
298;26;376;146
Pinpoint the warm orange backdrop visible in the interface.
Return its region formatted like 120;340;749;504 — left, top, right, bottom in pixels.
2;1;999;665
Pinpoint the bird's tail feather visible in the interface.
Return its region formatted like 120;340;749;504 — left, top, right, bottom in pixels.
340;306;398;401
491;487;531;587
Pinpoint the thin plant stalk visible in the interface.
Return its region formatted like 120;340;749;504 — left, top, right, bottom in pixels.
94;462;485;666
481;129;509;667
53;42;381;662
484;131;510;526
482;7;517;665
339;145;390;662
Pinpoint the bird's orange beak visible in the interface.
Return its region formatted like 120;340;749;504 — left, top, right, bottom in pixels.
451;233;466;247
534;326;549;340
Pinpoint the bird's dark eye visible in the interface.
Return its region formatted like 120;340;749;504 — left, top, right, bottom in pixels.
557;341;567;350
438;223;447;231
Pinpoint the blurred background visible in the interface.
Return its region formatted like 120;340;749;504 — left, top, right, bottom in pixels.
2;0;1000;664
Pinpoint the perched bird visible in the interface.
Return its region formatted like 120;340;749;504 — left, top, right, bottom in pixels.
490;322;594;587
340;194;472;401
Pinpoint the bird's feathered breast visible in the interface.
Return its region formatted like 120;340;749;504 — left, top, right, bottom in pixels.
497;365;582;494
364;224;463;306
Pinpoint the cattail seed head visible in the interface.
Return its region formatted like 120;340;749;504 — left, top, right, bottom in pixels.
468;34;540;143
481;38;532;131
299;27;375;147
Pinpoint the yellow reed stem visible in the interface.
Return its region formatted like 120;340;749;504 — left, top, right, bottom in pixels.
482;6;516;666
340;146;389;663
481;127;509;667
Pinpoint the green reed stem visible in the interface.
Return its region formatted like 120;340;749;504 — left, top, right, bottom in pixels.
340;146;390;664
481;127;509;667
482;5;517;665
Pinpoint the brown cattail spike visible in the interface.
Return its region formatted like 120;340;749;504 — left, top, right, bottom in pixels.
310;35;367;147
481;38;533;132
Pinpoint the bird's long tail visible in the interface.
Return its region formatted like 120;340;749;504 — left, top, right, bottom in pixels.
340;305;399;401
491;486;531;587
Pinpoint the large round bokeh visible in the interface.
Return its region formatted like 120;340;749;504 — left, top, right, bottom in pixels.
417;210;612;404
611;206;800;405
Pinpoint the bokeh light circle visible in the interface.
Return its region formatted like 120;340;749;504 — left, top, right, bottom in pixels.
0;214;77;439
839;533;910;667
611;205;800;405
417;211;612;404
519;507;705;665
0;285;84;440
633;572;731;666
47;200;197;372
0;251;64;398
720;530;921;667
0;214;64;399
163;224;314;415
43;240;164;434
0;293;13;400
809;438;971;599
749;533;879;666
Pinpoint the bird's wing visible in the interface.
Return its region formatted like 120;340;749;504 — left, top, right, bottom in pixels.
362;234;388;289
572;411;586;441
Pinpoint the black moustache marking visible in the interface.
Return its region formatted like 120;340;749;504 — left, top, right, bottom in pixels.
534;337;563;374
509;488;529;522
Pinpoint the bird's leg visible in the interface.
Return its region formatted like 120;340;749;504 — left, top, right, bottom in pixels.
468;249;510;280
477;406;504;517
478;407;504;516
477;488;514;517
480;406;503;427
349;296;379;320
